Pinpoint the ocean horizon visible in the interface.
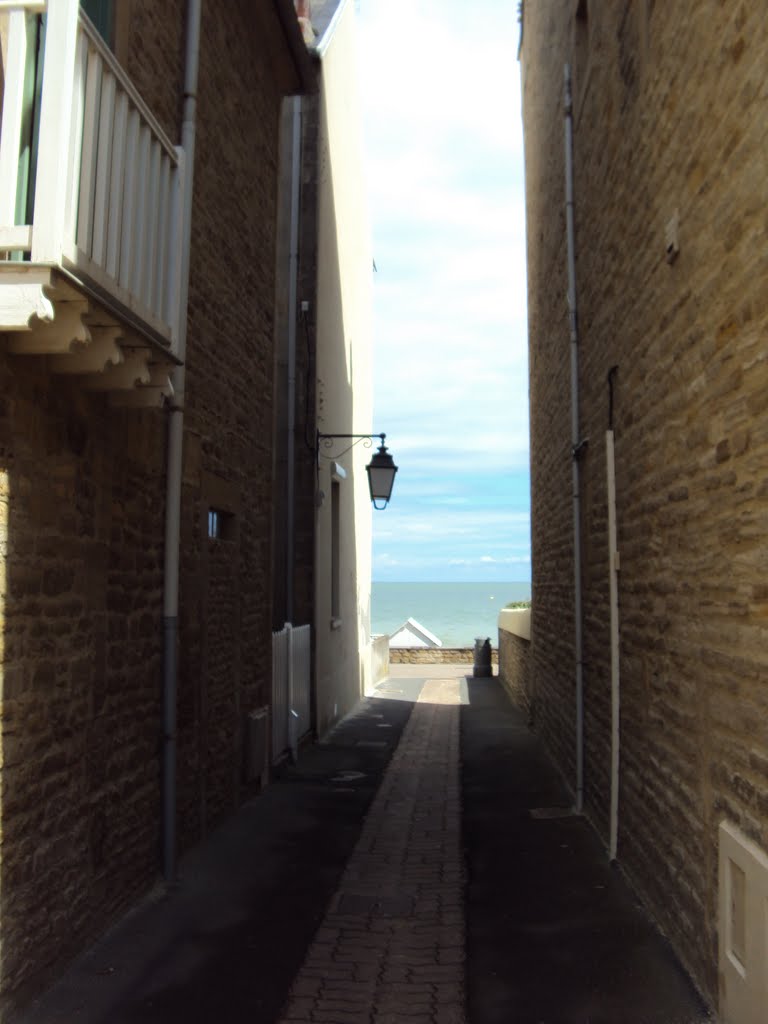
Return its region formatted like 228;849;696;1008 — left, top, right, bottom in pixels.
371;580;531;648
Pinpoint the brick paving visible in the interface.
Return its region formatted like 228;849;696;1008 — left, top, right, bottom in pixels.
277;679;466;1024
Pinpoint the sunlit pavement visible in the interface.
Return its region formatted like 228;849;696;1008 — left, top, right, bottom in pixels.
277;670;466;1024
19;666;712;1024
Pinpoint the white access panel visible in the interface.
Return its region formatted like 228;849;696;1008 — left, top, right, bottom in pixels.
719;820;768;1024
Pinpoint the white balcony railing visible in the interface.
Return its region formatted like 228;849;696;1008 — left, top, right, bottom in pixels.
0;0;184;350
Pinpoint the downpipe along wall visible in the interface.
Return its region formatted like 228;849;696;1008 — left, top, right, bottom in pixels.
162;0;202;886
564;63;585;815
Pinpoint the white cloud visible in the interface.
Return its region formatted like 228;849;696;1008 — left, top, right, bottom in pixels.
357;0;530;580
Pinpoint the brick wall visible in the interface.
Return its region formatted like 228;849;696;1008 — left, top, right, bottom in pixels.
522;0;768;1004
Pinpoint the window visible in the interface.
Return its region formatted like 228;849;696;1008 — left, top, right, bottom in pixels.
329;462;346;628
16;14;44;229
81;0;114;47
80;1;129;62
574;0;590;109
207;508;234;541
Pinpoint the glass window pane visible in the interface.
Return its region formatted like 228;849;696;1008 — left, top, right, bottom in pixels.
81;0;114;47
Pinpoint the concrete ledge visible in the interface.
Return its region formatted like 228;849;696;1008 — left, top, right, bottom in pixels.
498;607;531;641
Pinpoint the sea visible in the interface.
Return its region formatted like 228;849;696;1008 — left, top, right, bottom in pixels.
371;581;531;648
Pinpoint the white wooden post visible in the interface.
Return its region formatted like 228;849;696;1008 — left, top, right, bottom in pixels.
0;9;32;231
129;123;150;299
118;108;140;292
142;139;161;309
76;43;101;255
165;147;185;354
105;90;128;279
30;0;81;262
63;27;87;251
152;152;171;315
91;66;116;266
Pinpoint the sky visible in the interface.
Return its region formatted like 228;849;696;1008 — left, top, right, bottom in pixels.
355;0;530;584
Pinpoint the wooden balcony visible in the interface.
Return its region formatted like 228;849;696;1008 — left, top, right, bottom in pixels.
0;0;184;407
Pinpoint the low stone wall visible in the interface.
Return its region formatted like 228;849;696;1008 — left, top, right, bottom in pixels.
498;626;532;717
389;647;499;666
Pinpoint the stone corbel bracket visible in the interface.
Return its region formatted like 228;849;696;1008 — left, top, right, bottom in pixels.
1;266;176;406
0;278;55;329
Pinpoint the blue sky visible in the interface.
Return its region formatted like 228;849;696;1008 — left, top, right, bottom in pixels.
356;0;530;583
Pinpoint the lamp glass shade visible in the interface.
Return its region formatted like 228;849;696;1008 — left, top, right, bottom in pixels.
366;445;398;509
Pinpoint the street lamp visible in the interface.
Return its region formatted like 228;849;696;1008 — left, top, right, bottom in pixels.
316;432;398;509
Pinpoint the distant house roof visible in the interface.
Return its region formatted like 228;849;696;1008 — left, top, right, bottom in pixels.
389;618;443;649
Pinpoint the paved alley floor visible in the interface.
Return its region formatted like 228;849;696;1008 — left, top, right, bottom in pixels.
17;667;713;1024
461;675;712;1024
277;674;466;1024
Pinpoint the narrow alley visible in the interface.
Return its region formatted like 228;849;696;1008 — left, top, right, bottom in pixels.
19;666;711;1024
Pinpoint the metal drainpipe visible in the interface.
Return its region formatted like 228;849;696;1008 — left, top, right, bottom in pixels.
607;427;620;858
607;366;620;859
286;95;302;624
564;64;585;813
162;0;201;886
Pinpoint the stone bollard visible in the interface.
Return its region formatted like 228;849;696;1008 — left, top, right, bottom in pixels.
473;637;492;677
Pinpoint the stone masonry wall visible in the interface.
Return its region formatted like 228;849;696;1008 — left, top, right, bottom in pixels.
0;358;166;1012
175;0;295;845
497;628;531;718
389;647;498;667
522;0;768;1004
0;4;300;1010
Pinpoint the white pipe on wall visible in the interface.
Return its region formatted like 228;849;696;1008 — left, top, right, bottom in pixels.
606;429;621;859
162;0;201;885
564;63;585;813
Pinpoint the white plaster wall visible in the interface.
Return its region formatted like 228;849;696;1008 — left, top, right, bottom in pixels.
313;0;374;737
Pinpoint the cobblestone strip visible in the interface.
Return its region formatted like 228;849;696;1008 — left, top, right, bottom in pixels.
276;683;466;1024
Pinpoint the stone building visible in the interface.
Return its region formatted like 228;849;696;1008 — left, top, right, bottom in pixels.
0;0;370;1013
520;2;768;1018
272;0;376;745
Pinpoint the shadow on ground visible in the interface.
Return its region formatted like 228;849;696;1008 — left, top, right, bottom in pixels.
462;676;713;1024
19;671;714;1024
17;696;414;1024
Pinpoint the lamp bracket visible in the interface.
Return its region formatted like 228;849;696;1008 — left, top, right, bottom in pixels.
316;431;386;462
314;431;396;509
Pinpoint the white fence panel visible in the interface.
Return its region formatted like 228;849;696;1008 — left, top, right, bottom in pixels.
272;623;311;764
291;625;311;749
272;625;290;762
